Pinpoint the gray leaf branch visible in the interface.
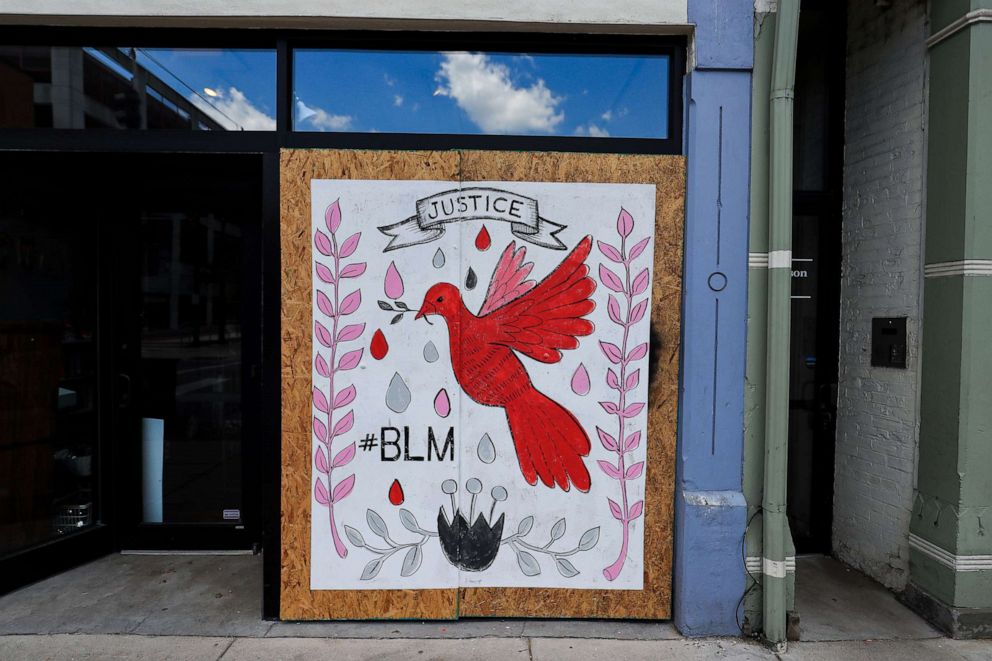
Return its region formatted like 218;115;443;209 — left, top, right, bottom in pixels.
501;518;601;578
347;508;437;580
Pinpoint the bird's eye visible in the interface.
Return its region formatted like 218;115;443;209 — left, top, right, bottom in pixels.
436;296;444;303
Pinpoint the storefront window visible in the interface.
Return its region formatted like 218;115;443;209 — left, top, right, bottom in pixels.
293;50;670;138
0;158;100;555
0;47;275;130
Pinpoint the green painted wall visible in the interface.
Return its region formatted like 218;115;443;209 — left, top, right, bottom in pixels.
910;0;992;611
922;35;970;264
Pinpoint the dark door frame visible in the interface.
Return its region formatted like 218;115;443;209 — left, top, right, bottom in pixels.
106;152;265;552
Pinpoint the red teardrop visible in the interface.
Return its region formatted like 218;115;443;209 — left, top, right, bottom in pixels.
370;329;388;360
388;479;404;506
475;225;491;251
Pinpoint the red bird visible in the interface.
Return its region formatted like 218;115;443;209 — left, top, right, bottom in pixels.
416;236;596;492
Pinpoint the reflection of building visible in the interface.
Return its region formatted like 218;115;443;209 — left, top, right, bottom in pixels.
0;46;224;129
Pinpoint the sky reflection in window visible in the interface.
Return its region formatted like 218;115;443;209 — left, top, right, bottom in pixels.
293;50;669;138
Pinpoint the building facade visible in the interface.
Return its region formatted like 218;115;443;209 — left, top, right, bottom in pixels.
0;0;990;644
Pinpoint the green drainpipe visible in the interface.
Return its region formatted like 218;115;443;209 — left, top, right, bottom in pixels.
762;0;800;650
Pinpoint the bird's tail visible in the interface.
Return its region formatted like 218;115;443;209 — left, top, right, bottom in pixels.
505;388;591;492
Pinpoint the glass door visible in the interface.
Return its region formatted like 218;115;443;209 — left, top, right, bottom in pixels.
112;153;261;549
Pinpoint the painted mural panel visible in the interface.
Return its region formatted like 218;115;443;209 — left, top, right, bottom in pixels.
308;179;656;591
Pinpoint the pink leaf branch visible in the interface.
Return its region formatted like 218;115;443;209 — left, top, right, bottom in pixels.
598;208;651;582
312;199;367;559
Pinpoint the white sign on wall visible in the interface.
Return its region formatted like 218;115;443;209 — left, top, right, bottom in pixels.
309;179;656;590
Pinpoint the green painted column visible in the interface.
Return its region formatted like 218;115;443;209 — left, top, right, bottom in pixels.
743;9;773;633
743;1;800;644
907;0;992;637
744;9;796;633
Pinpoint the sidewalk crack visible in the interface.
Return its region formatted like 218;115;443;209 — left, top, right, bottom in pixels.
127;612;154;635
215;637;237;660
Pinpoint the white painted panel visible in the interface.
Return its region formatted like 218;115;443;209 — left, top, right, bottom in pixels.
309;179;656;590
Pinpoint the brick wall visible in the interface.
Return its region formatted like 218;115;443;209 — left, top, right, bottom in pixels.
833;0;927;590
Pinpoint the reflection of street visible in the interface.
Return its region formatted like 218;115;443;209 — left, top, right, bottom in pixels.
0;202;100;555
139;211;244;525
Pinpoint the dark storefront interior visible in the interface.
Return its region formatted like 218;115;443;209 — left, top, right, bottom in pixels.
0;151;264;575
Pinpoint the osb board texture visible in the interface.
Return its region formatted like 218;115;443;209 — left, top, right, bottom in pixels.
280;149;685;621
280;150;460;620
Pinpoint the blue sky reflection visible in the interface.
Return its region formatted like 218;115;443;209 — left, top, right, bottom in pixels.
294;50;669;138
101;48;669;137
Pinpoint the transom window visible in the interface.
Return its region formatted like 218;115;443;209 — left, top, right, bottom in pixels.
293;50;670;139
0;32;683;152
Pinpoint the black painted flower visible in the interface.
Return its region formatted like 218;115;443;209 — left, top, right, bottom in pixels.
436;479;507;572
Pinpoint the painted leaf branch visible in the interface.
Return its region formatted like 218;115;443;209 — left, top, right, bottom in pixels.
377;298;415;325
500;516;600;578
597;208;650;581
348;510;599;580
313;199;367;559
346;508;438;580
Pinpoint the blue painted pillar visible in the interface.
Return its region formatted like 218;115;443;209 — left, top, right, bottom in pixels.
674;0;753;636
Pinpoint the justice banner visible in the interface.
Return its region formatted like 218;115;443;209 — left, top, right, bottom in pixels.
379;186;567;251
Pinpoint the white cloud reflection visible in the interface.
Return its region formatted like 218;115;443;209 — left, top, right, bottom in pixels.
434;52;564;134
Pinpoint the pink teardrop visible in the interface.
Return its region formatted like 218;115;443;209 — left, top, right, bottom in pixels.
571;363;591;396
384;261;404;299
434;388;451;418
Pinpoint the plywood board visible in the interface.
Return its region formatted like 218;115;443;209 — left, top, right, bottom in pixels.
457;152;683;618
281;149;461;620
281;149;684;620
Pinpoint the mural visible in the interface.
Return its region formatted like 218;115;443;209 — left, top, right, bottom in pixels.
310;179;656;590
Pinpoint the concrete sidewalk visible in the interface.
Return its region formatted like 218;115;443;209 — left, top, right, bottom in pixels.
2;633;992;660
1;554;990;660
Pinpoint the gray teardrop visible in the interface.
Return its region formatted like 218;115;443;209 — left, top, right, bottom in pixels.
432;248;446;268
477;433;496;464
465;267;478;290
385;372;412;413
423;341;439;363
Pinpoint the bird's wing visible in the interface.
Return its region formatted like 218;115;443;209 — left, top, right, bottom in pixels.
478;242;536;317
480;236;596;364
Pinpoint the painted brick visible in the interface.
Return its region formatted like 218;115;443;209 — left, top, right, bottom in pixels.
833;0;927;591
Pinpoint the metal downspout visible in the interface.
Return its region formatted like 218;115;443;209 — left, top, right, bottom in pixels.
762;0;800;650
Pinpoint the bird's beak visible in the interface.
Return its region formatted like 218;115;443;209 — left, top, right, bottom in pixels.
415;303;433;320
